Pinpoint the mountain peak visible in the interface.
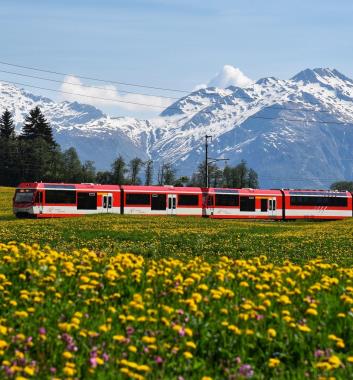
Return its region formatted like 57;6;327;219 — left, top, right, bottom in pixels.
291;67;352;84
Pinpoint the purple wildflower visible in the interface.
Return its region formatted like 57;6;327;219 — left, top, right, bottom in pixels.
238;364;254;378
155;356;163;364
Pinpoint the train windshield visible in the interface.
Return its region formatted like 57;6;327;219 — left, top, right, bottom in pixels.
14;189;35;203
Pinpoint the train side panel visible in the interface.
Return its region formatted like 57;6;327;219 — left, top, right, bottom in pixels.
205;188;283;220
282;190;352;220
14;183;121;218
121;185;203;216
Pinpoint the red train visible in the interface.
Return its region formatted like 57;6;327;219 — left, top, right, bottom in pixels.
13;182;353;220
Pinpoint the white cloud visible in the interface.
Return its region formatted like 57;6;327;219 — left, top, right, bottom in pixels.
192;83;207;91
59;75;172;113
208;65;253;88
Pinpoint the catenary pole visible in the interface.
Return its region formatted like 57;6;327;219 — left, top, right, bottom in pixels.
205;135;212;188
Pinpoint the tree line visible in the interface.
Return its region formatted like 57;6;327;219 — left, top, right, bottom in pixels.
0;107;259;188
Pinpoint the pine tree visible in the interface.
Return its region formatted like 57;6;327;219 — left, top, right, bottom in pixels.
62;147;84;182
247;168;259;188
21;107;55;146
0;109;15;139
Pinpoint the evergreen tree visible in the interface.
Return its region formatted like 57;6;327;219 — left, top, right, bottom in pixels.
237;160;248;188
0;109;15;139
21;107;55;146
62;147;84;182
247;168;259;188
129;157;143;185
0;137;18;185
81;160;96;183
111;155;127;184
144;160;153;185
0;109;18;185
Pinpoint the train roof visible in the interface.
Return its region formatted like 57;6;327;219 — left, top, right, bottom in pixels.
282;189;351;196
122;185;202;193
206;187;282;195
17;182;121;191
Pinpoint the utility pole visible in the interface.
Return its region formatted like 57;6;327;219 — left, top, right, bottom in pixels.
205;135;229;188
205;135;212;188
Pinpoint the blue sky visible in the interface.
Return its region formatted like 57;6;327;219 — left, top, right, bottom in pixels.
1;0;353;117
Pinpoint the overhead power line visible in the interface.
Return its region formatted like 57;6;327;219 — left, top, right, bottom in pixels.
0;79;168;109
0;69;180;100
0;60;190;93
0;68;337;114
1;78;352;126
1;60;350;117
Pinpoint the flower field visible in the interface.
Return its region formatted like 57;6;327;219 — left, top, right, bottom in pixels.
1;187;353;379
1;243;353;379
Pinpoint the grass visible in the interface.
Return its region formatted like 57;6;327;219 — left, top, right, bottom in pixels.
1;186;353;264
2;186;353;379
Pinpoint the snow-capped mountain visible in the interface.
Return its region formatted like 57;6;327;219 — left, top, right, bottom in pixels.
1;67;353;189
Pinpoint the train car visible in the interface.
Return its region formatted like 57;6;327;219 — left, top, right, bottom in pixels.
203;188;283;219
13;182;353;220
121;185;203;216
282;189;352;220
13;183;121;218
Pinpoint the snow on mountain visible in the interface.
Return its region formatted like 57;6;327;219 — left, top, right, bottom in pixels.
1;68;353;188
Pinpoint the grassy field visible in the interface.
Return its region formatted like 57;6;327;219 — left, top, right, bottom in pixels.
1;186;353;264
1;186;353;379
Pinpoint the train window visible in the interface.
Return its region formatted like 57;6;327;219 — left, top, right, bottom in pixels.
151;194;166;210
14;189;35;203
45;190;76;204
126;193;150;205
77;192;97;210
290;196;348;207
178;194;199;206
240;196;255;212
215;194;239;207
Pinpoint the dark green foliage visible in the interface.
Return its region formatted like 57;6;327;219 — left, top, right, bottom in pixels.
0;108;96;186
173;176;190;187
62;147;85;182
128;157;143;185
96;171;113;184
221;160;259;188
330;181;353;192
0;109;15;139
111;155;127;184
81;161;96;183
21;106;55;146
158;163;176;185
144;160;153;186
188;160;258;188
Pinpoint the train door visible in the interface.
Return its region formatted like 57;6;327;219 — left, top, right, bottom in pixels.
103;193;113;213
35;191;44;215
167;194;177;215
268;197;276;217
202;194;214;217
